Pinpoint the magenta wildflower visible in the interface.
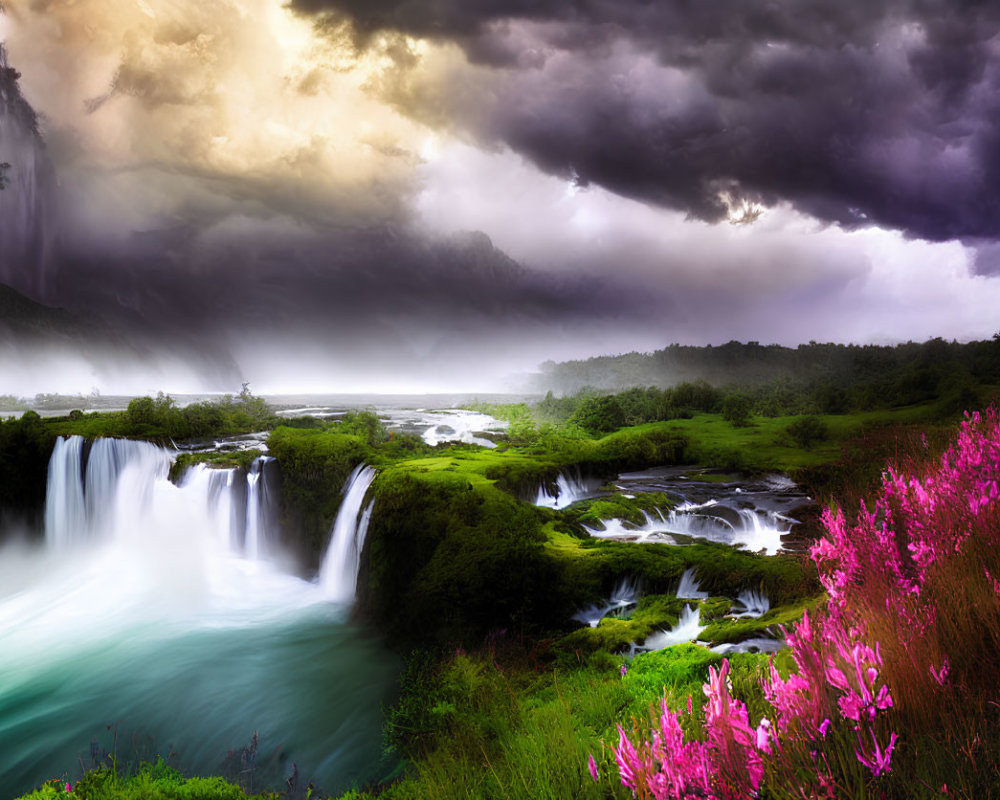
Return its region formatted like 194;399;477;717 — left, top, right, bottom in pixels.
856;730;898;777
587;753;598;783
65;784;72;794
930;657;950;686
621;663;628;678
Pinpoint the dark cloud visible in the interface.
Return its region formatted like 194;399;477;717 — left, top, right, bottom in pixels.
292;0;1000;245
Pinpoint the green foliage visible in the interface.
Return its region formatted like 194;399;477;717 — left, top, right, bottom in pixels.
168;449;264;483
361;469;567;646
378;646;633;800
569;492;675;527
336;409;389;446
721;393;753;427
45;389;277;442
265;426;369;556
785;415;829;450
14;760;279;800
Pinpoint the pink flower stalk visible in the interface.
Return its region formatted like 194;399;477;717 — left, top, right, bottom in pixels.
587;753;599;783
65;784;72;794
929;658;950;686
856;730;898;777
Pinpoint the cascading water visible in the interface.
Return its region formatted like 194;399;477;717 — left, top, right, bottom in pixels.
43;435;86;548
535;470;598;509
584;506;791;555
676;567;709;600
573;577;639;628
245;455;276;560
640;604;706;651
1;437;395;797
730;588;770;618
319;464;377;603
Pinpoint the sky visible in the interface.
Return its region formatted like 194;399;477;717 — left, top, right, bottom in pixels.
1;0;999;395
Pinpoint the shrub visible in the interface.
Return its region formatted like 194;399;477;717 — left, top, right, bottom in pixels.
785;415;828;449
720;395;752;428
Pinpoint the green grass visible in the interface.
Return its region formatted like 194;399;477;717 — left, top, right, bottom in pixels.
15;761;279;800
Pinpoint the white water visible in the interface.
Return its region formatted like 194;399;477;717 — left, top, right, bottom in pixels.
676;567;709;600
641;604;706;651
319;464;377;603
730;589;770;618
2;437;394;796
245;456;276;560
421;410;501;448
573;577;639;628
535;470;597;509
712;637;785;655
584;506;790;555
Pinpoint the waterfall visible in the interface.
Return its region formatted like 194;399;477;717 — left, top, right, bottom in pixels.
535;470;596;509
641;604;705;651
44;436;87;549
245;456;276;560
573;576;639;628
730;589;770;619
676;567;708;600
44;436;280;560
584;506;790;554
319;465;377;603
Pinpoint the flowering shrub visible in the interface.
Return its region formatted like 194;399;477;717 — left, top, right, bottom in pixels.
601;408;1000;797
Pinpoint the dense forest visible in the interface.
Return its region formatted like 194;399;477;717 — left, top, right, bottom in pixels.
534;337;999;412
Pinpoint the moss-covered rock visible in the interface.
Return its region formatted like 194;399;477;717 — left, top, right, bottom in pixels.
266;426;369;558
167;449;264;483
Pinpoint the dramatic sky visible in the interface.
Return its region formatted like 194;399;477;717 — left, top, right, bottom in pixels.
2;0;1000;394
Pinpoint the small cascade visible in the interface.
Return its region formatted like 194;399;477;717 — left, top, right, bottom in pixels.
535;470;596;509
584;506;791;554
729;589;770;619
245;456;276;560
676;567;709;600
319;465;377;603
573;577;639;628
640;604;705;651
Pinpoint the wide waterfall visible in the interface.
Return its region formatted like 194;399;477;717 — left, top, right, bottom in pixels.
320;464;377;603
43;437;280;560
0;437;395;797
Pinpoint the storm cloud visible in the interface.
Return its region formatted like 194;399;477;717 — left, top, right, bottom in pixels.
2;0;1000;395
291;0;1000;245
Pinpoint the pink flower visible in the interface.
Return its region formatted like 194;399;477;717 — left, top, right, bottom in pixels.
856;731;897;777
621;663;628;678
930;658;950;686
587;753;598;783
65;784;72;794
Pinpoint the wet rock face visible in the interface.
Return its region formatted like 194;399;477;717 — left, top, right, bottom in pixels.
0;42;56;302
